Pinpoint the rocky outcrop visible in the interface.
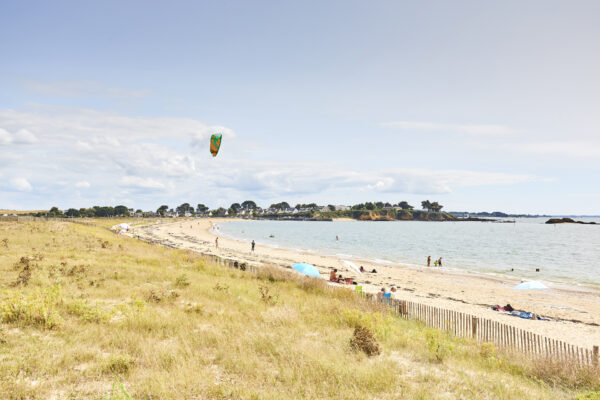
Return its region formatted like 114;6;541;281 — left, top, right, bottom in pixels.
545;218;597;225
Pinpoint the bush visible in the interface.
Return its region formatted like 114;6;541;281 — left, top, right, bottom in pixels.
103;354;134;375
0;286;63;329
175;274;190;287
577;392;600;400
65;300;111;323
425;329;454;362
350;325;380;356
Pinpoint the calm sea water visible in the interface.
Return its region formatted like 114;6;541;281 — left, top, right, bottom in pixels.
216;218;600;287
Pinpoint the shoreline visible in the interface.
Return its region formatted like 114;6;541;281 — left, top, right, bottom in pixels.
136;218;600;348
216;218;600;292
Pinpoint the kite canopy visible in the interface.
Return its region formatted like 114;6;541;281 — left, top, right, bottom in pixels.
210;133;222;157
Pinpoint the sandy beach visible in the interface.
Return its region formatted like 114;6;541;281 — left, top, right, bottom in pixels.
136;218;600;349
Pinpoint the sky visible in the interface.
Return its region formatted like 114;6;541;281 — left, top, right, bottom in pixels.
1;0;599;214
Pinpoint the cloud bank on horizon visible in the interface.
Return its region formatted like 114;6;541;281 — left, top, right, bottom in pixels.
1;1;599;214
0;107;537;210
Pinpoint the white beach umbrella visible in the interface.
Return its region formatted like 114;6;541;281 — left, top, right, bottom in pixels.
343;260;362;274
513;281;549;290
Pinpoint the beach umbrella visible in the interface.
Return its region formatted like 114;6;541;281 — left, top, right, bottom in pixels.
292;263;321;278
343;260;362;274
513;281;549;290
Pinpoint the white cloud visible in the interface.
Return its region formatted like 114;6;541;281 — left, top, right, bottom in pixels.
0;106;539;209
0;128;38;145
0;107;236;145
26;80;151;98
119;176;167;190
0;128;10;145
512;141;600;158
11;178;32;191
382;121;519;136
13;129;38;144
75;181;91;188
202;161;535;197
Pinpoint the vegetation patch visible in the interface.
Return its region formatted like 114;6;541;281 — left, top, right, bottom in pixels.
350;325;380;356
0;285;63;329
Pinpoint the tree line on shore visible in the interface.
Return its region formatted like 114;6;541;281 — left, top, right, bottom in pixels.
25;200;445;218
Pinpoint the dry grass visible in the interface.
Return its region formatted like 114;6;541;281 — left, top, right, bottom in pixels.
0;219;597;399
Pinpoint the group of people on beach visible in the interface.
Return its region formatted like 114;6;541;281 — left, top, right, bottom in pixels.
330;269;357;285
427;255;443;267
377;286;397;300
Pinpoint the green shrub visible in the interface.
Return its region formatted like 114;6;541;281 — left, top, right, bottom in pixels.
175;274;190;287
425;329;454;362
65;299;111;323
103;354;134;375
0;285;63;329
576;391;600;400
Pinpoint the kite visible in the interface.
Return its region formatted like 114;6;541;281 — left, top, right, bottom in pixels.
210;133;222;157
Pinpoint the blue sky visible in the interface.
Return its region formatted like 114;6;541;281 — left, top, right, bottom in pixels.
1;1;599;214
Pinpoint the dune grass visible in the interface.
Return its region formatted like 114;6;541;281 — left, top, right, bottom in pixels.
0;219;598;399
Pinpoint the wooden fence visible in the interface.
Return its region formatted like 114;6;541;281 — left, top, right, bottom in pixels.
378;297;598;367
208;254;598;367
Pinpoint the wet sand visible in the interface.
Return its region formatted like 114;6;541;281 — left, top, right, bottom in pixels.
135;218;600;348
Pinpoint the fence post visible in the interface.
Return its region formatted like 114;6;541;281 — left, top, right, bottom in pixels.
594;346;599;366
471;317;478;339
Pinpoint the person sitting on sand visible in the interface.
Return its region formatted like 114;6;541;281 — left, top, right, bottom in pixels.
330;269;338;282
371;268;377;273
337;274;345;283
359;266;365;273
377;288;386;299
389;286;396;299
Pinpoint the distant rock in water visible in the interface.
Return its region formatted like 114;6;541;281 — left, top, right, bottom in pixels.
545;218;597;225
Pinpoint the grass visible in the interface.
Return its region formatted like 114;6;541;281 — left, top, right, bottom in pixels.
0;219;598;399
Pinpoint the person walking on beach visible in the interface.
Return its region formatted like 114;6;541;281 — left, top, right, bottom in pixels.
438;257;443;267
427;256;431;267
251;240;255;252
215;237;219;248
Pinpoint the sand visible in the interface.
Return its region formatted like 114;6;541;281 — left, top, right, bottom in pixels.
135;218;600;349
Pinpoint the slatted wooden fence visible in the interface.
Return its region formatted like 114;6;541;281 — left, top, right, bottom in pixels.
380;297;598;367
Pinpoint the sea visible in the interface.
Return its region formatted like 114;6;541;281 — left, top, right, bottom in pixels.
215;218;600;288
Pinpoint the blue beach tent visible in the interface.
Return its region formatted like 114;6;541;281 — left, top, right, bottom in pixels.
292;263;321;278
513;281;549;290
